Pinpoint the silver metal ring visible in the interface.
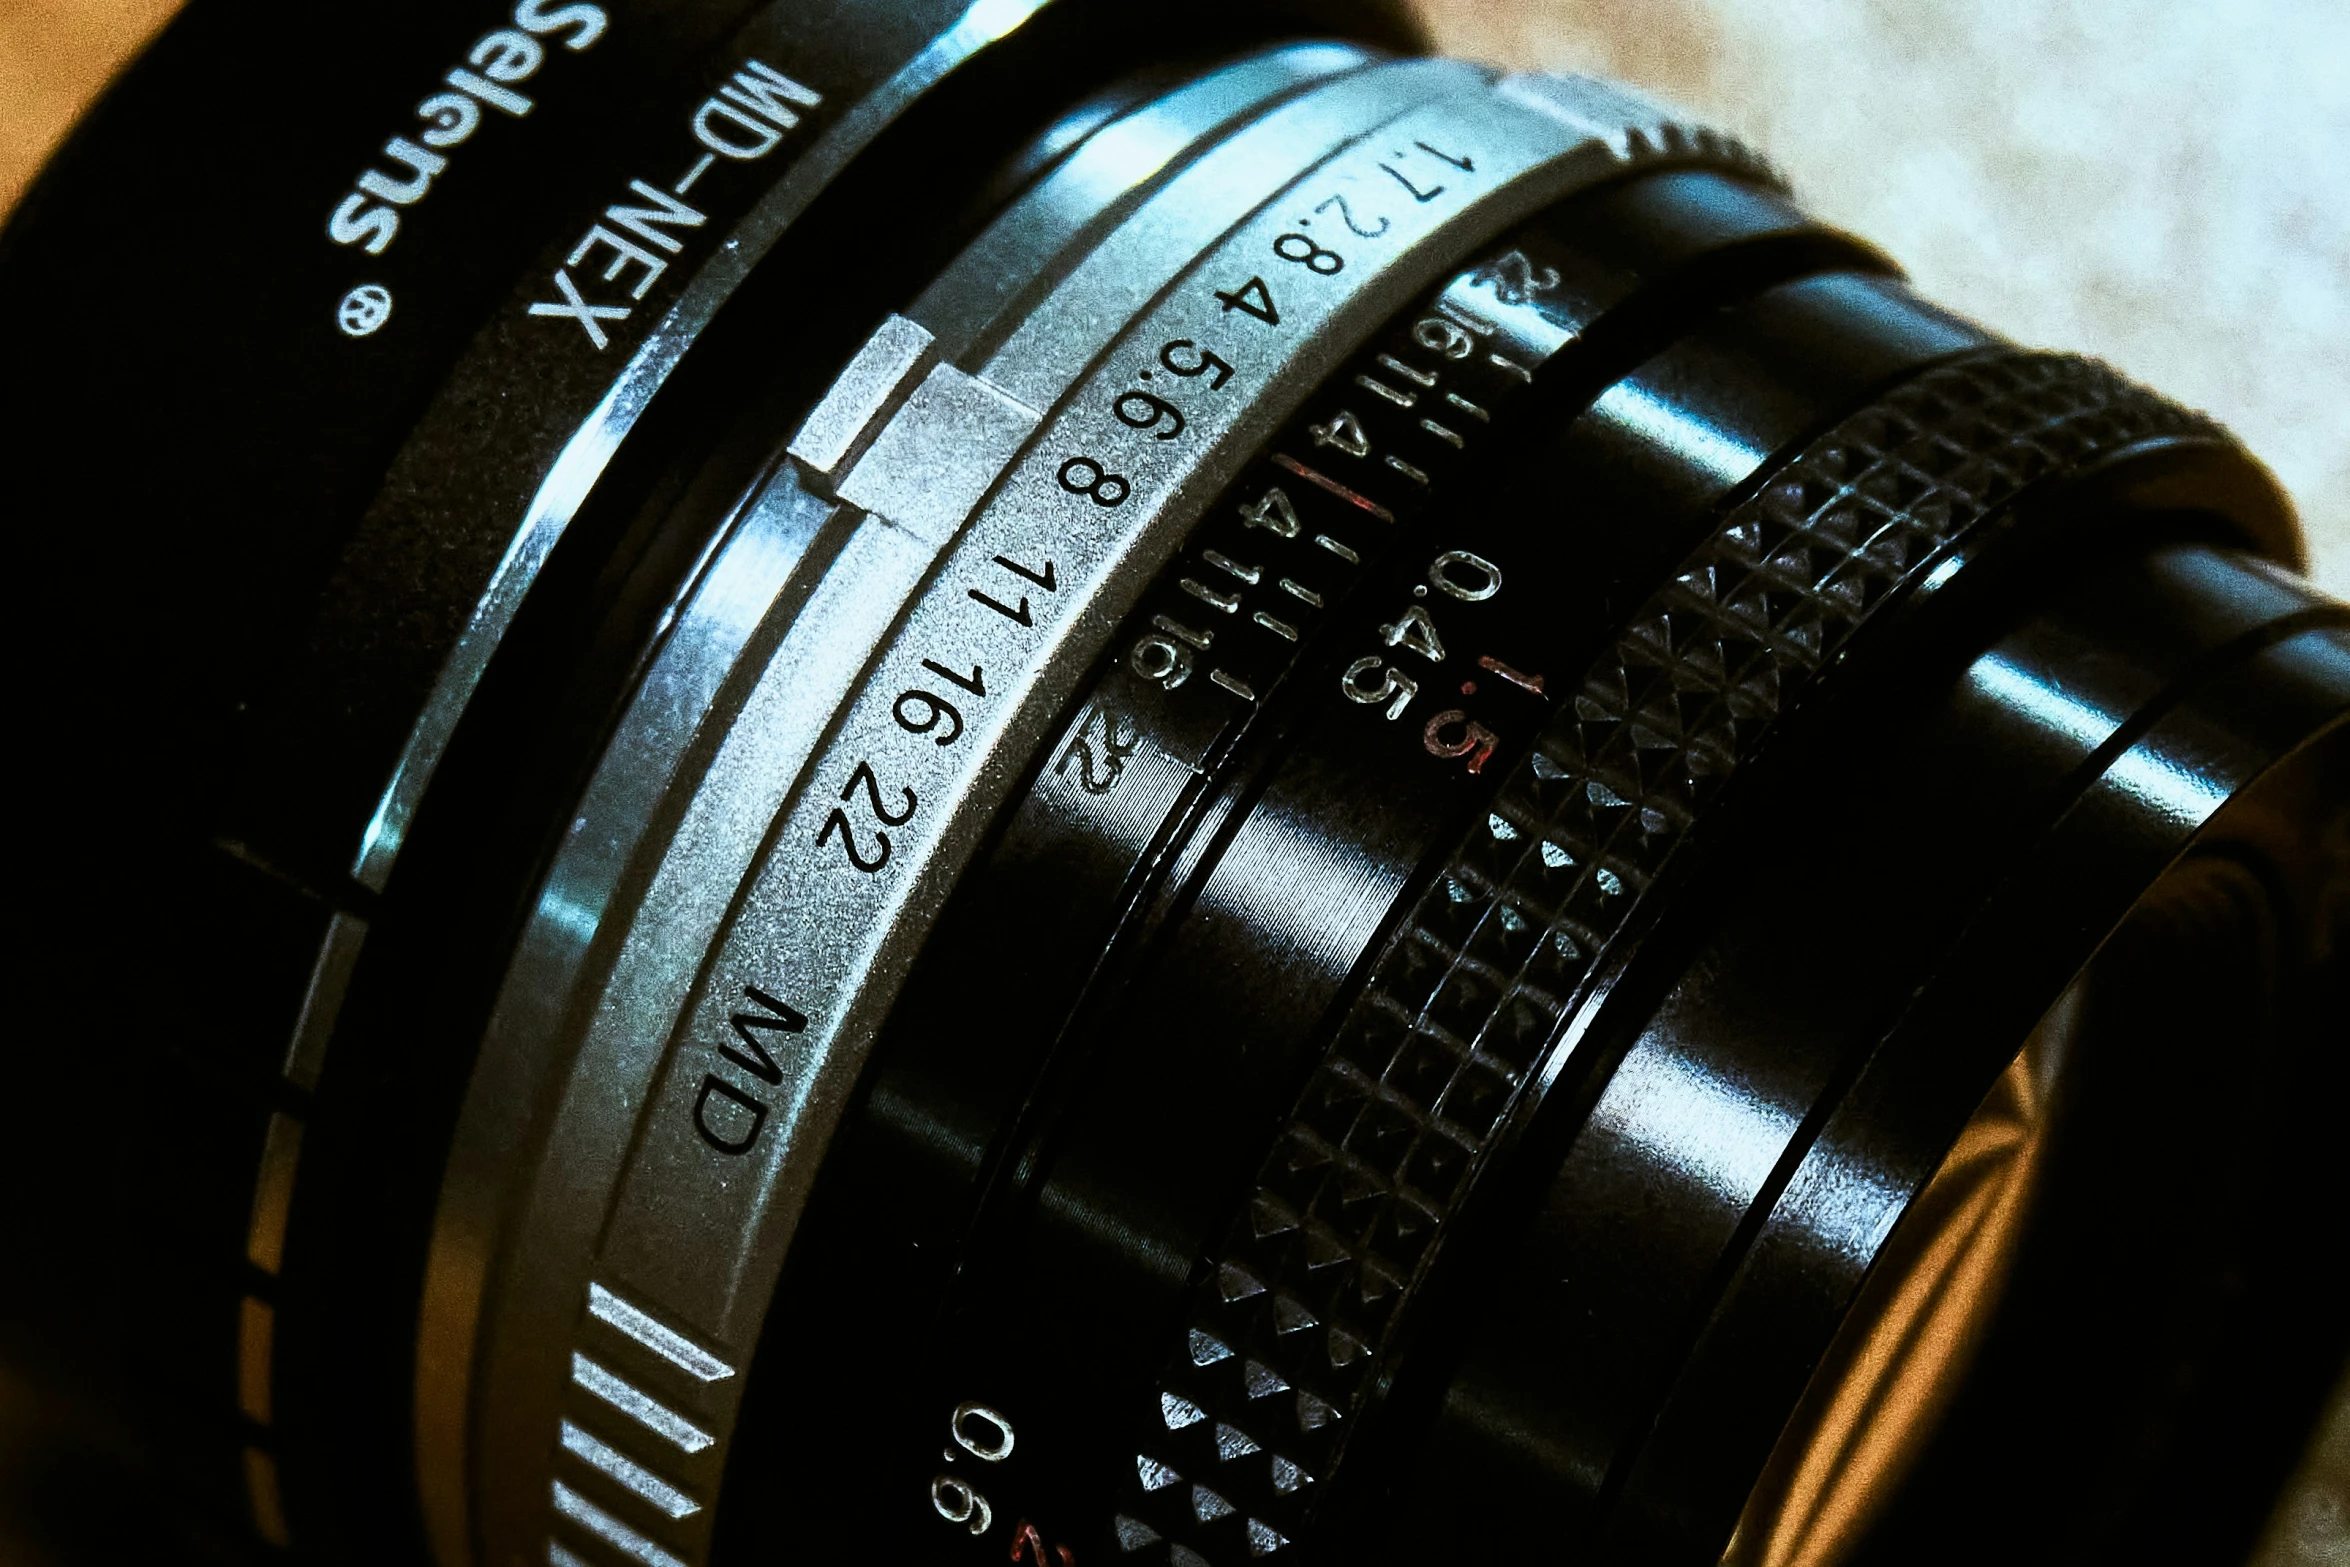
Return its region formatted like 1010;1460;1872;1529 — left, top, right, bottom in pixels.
410;59;1769;1567
408;47;1382;1555
420;53;1488;1566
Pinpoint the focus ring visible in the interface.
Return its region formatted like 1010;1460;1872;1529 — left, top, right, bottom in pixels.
1117;351;2220;1562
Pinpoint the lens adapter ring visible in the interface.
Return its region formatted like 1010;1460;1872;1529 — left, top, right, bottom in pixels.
406;37;1385;1554
1117;351;2277;1562
419;62;1778;1567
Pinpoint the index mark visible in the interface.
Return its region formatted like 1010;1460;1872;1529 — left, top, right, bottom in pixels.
587;1282;732;1382
1478;655;1546;694
1272;453;1395;524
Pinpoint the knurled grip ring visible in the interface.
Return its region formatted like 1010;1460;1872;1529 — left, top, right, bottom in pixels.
1117;350;2223;1564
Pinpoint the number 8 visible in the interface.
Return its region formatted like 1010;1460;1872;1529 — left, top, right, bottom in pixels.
1274;232;1344;275
1058;456;1131;507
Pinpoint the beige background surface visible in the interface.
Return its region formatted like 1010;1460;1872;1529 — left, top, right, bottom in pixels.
1;3;2345;1562
1408;0;2350;598
5;0;2346;592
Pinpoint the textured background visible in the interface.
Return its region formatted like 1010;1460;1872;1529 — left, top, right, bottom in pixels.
2;2;2344;1562
5;0;2345;591
1406;0;2350;599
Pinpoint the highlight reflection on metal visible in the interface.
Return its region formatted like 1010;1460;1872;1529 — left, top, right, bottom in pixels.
971;58;1476;414
787;313;940;478
570;1356;717;1454
2105;734;2237;830
1186;788;1415;997
1119;355;2237;1562
552;1480;689;1567
587;1283;735;1383
1585;373;1775;493
417;504;930;1566
1725;996;2067;1567
1966;649;2127;754
560;1420;701;1520
1590;1047;1803;1210
412;461;835;1552
423;56;1499;1567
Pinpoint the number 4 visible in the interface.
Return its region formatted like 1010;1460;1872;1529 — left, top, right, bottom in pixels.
1215;275;1279;325
1380;603;1446;663
1238;484;1301;538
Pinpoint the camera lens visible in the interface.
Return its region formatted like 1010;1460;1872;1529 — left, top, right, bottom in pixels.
5;5;2343;1567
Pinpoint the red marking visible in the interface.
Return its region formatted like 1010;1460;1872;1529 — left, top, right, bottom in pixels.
1011;1521;1076;1567
1478;654;1545;695
1460;680;1478;696
1272;452;1396;524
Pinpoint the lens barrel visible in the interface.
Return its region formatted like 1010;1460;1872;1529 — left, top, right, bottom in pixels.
4;5;2342;1567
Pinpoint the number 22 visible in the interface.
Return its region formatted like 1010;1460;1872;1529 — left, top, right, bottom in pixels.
817;761;915;873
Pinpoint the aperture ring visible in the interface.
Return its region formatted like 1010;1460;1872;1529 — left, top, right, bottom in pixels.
444;60;1779;1567
1118;351;2222;1562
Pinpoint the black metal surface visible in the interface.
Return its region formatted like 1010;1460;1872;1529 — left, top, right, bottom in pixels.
1588;556;2350;1564
730;168;1889;1561
1100;352;2317;1564
1397;551;2349;1564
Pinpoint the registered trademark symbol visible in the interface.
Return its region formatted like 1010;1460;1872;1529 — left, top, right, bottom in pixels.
337;283;393;338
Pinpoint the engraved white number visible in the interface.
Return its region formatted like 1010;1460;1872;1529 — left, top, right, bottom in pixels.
1413;315;1477;359
1475;249;1561;305
1238;484;1302;538
1428;549;1502;601
1310;409;1371;459
1131;632;1196;691
1380;603;1447;664
1058;706;1139;795
932;1474;993;1536
1342;655;1420;720
951;1403;1016;1461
